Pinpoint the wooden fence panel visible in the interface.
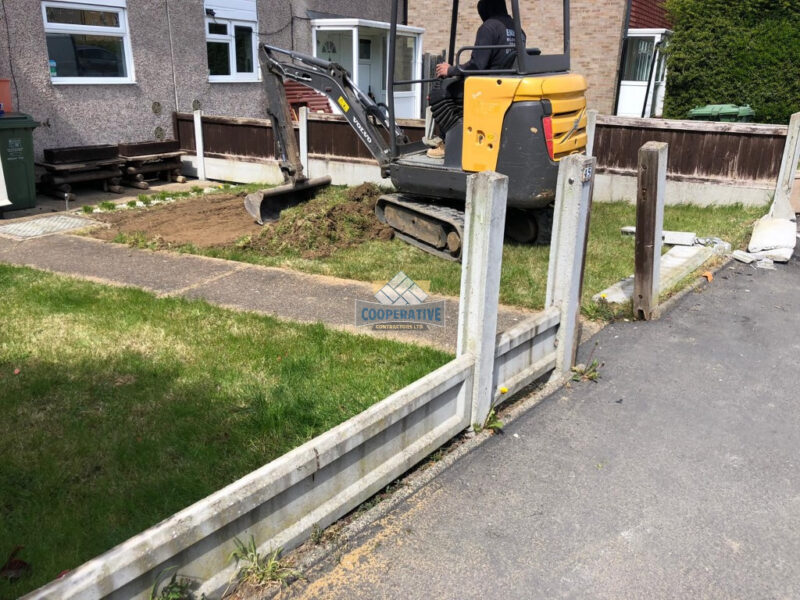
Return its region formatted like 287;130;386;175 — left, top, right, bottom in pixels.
173;112;787;187
595;116;787;184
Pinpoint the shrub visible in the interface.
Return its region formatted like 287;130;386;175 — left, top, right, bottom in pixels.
663;0;800;124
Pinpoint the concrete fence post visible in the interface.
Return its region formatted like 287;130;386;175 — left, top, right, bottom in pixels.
299;106;309;177
457;171;508;427
634;141;668;320
585;109;599;158
193;109;206;181
772;111;800;220
546;154;596;376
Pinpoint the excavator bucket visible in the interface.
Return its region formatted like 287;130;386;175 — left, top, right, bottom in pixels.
244;176;332;225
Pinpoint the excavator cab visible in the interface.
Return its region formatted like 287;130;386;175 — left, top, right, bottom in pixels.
246;0;587;260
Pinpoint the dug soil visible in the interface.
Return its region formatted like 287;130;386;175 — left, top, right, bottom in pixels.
92;193;261;247
245;183;393;259
91;184;393;258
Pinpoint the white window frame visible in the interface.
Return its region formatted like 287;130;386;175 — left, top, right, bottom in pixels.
205;16;260;83
42;0;135;85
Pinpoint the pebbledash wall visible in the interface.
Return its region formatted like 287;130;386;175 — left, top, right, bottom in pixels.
408;0;628;115
0;0;392;159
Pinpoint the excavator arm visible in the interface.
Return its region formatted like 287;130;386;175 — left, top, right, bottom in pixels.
261;44;407;172
244;44;409;224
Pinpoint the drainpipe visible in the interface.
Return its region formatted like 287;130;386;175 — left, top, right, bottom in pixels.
164;0;179;113
612;0;633;116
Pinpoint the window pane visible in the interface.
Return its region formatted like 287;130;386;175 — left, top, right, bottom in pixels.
208;22;227;35
46;7;120;28
234;26;253;73
46;33;127;77
207;41;230;75
622;38;654;82
359;39;371;60
393;35;415;92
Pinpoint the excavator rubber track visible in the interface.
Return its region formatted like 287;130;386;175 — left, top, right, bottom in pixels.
376;194;466;261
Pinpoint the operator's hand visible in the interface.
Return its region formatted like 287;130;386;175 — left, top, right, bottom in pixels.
436;62;452;78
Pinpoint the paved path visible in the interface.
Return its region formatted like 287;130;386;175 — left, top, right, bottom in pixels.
288;255;800;599
0;232;533;351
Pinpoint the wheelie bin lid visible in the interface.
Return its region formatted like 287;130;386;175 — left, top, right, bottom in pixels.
0;112;38;129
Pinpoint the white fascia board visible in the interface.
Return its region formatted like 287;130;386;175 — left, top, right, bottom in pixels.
311;18;424;35
627;28;672;36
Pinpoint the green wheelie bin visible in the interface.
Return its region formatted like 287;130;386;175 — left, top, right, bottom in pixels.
687;104;756;123
0;112;38;211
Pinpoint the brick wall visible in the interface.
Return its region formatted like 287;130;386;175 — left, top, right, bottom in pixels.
629;0;670;29
409;0;628;114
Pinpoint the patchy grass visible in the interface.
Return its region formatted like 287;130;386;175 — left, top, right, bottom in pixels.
99;180;766;317
184;200;766;315
0;264;449;597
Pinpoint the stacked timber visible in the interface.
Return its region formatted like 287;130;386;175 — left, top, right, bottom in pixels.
118;140;186;190
37;144;123;201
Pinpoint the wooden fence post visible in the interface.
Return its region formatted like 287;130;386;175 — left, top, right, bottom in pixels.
193;109;206;181
772;112;800;220
457;171;508;428
299;106;309;177
585;109;599;158
546;154;596;376
634;141;668;320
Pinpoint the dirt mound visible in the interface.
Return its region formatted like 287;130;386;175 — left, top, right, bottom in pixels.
93;193;261;247
247;183;393;259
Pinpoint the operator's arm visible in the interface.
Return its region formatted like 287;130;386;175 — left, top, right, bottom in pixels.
446;21;497;76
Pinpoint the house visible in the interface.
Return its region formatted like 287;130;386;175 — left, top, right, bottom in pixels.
0;0;422;159
407;0;671;117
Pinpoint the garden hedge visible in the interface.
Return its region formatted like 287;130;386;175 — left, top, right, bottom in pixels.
663;0;800;124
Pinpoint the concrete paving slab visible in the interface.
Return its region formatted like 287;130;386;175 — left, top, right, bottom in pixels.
182;265;530;349
287;255;800;600
0;233;534;351
0;235;237;294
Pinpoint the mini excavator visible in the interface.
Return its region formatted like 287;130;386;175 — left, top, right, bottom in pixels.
244;0;587;260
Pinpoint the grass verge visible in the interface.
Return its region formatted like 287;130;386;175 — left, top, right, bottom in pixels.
0;264;449;597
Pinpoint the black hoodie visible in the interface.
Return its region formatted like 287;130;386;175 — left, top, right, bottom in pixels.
447;0;526;76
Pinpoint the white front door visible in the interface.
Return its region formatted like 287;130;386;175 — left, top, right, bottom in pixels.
358;31;387;106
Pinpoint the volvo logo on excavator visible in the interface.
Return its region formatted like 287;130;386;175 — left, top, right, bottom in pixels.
352;117;373;145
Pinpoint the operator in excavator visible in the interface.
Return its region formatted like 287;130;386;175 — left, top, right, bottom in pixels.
426;0;525;158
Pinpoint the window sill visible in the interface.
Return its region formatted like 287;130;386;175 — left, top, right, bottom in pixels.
51;78;136;85
208;76;261;84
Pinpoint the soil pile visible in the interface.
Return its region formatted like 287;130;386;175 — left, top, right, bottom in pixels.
246;183;393;259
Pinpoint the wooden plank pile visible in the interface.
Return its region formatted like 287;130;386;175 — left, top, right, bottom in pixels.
37;141;187;200
37;144;123;202
118;140;186;190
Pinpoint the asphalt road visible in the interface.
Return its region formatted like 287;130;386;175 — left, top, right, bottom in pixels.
290;255;800;599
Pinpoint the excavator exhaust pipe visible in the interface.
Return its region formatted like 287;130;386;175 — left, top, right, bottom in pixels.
244;176;332;225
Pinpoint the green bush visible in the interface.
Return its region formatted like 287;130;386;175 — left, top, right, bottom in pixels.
663;0;800;124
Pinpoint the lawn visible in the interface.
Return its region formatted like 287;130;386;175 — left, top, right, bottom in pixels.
0;264;450;597
187;198;767;314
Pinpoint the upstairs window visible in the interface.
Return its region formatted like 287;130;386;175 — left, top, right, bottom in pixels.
205;16;258;82
42;0;134;84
